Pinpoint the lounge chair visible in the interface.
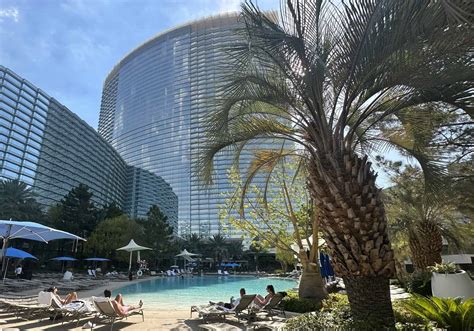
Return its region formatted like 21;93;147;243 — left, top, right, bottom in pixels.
217;270;223;275
223;270;229;275
190;294;257;322
93;297;144;330
258;293;286;318
0;292;52;320
50;294;96;325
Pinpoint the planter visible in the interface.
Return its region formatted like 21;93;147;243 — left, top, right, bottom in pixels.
431;270;474;299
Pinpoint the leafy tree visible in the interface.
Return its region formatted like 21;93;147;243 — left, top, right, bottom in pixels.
275;246;296;273
98;202;123;221
49;184;98;238
198;0;471;325
220;160;326;301
86;215;144;263
139;205;175;268
0;179;43;220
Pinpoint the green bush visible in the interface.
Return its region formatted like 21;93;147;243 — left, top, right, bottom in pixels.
403;295;474;331
281;296;321;313
321;293;349;312
406;271;432;296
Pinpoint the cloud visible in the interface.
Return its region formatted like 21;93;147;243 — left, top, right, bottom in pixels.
0;7;19;23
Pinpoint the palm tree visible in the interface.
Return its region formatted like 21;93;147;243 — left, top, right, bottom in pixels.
0;179;43;220
198;0;471;325
385;166;472;271
208;234;228;268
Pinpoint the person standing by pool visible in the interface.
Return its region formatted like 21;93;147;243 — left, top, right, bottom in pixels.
254;285;275;307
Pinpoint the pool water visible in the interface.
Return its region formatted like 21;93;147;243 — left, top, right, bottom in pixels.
115;275;297;309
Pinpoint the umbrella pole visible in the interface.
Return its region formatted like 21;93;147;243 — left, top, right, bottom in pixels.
1;236;10;276
3;257;10;282
129;251;132;272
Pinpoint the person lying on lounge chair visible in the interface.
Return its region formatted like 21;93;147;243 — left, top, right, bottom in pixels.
47;286;78;305
104;289;143;317
254;285;275;307
210;288;246;309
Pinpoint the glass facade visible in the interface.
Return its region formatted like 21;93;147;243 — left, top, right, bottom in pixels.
1;66;178;230
99;14;279;237
125;166;178;234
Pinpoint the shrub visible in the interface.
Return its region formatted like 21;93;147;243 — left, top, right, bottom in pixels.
403;295;474;331
281;296;321;313
406;271;432;296
428;262;459;274
321;293;349;312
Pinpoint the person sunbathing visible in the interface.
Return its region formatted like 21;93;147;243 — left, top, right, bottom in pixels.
210;288;246;309
47;286;78;305
104;289;142;316
254;284;275;307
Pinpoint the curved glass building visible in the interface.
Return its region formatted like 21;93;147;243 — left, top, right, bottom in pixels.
1;66;178;232
99;14;277;237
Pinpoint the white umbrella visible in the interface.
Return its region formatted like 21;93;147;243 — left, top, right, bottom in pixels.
116;239;151;272
175;249;199;257
176;249;199;269
0;219;85;274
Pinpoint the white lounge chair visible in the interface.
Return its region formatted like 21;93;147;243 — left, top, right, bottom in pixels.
223;271;229;275
93;297;144;330
217;270;223;275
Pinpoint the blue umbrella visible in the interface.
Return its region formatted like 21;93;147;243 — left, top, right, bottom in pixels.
50;256;77;273
2;248;37;281
5;248;38;260
50;256;78;261
84;258;110;262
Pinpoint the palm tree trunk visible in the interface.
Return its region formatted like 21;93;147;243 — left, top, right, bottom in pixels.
299;262;327;302
344;276;394;325
408;221;443;270
307;152;395;327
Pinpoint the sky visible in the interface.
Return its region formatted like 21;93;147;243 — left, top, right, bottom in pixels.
0;0;276;128
0;0;396;186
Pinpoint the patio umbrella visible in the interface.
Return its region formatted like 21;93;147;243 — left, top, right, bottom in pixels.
3;248;38;260
84;258;111;262
1;248;38;280
116;239;151;272
176;249;199;269
50;256;78;261
0;219;85;274
50;256;78;273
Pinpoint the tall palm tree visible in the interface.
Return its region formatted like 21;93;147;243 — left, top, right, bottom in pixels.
198;0;471;325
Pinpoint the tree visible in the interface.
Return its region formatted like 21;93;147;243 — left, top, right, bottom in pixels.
198;0;471;325
385;165;473;271
207;234;228;268
275;246;296;273
182;233;203;253
98;202;123;221
0;179;43;220
49;184;98;238
220;160;326;301
139;205;175;268
86;215;144;263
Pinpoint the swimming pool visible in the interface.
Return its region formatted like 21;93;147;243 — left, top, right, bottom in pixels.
115;276;297;309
